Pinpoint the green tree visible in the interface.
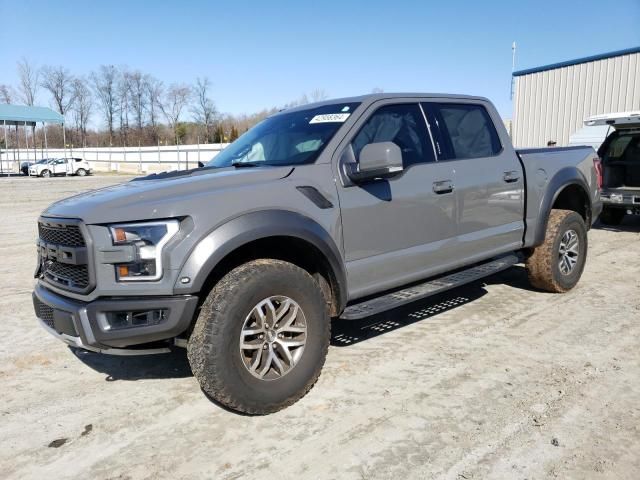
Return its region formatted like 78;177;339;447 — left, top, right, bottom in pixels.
229;125;239;142
212;124;224;143
176;123;188;144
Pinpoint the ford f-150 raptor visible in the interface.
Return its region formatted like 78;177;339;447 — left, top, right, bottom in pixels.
33;93;602;414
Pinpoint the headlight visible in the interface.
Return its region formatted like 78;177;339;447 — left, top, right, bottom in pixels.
109;220;179;281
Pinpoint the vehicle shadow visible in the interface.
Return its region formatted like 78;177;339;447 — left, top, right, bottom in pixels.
331;264;533;347
73;265;535;378
592;216;640;233
72;346;193;381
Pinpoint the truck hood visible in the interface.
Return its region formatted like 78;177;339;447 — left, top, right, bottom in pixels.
43;166;293;224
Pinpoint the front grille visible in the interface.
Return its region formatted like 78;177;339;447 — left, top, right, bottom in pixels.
38;222;85;247
34;297;55;329
38;219;92;293
43;261;90;289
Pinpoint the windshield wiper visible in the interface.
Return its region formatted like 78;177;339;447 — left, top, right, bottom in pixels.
231;161;265;168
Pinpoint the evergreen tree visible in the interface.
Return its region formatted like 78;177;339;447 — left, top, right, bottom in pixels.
229;125;239;142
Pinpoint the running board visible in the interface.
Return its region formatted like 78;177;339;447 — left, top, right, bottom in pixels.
340;254;520;320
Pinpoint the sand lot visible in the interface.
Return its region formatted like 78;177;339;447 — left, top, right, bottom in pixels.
0;174;638;479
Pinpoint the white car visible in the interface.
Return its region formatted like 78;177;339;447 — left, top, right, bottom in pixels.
29;158;92;177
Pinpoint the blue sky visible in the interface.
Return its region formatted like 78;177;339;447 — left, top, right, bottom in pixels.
1;0;639;120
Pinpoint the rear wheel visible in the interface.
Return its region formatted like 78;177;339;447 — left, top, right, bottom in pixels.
40;169;51;178
188;259;330;414
76;168;87;176
526;209;588;293
599;207;625;226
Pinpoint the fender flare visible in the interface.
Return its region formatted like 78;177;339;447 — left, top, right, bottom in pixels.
532;166;592;246
174;210;347;311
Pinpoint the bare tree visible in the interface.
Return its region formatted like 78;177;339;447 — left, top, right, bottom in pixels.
117;69;131;145
310;88;328;102
17;58;39;105
191;77;217;142
145;76;163;140
128;71;148;132
160;83;191;144
91;65;119;145
0;85;14;104
41;65;75;115
72;78;92;147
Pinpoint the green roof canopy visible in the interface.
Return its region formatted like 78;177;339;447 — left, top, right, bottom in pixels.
0;104;64;126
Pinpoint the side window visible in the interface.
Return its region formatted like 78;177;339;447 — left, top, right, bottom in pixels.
426;103;502;159
351;103;434;168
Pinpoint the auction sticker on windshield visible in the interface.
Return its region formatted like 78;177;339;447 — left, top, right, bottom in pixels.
309;113;351;124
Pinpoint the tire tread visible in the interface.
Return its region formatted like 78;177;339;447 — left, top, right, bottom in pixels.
188;259;330;414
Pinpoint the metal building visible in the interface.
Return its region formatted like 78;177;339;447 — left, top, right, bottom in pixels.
512;46;640;148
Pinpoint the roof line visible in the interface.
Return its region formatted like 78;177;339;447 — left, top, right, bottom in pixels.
512;46;640;77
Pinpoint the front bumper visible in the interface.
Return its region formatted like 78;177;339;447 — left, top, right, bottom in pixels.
33;282;198;354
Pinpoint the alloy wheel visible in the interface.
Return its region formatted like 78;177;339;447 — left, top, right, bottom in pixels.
239;296;307;381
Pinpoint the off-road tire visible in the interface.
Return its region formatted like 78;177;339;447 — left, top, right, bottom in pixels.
526;209;587;293
188;259;330;414
40;169;51;178
599;207;625;226
76;168;87;177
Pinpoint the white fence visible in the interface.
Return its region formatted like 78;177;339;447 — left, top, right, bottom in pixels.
0;144;228;175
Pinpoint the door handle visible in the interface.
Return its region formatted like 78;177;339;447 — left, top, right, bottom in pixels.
433;180;454;194
503;171;520;183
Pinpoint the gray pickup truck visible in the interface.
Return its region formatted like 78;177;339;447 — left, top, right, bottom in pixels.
33;93;602;414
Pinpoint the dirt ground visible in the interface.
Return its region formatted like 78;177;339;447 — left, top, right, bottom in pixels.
1;175;639;480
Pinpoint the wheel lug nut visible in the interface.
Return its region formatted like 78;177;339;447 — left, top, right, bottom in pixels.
263;344;267;350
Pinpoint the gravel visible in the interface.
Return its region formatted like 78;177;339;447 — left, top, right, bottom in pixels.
1;175;639;479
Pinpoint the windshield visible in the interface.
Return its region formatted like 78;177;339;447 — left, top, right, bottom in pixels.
206;102;360;168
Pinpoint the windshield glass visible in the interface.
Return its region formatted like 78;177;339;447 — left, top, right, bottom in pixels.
206;102;360;168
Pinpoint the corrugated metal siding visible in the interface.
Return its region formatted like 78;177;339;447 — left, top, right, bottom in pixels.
513;52;640;147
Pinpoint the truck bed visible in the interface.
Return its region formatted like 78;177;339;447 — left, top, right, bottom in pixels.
516;145;599;246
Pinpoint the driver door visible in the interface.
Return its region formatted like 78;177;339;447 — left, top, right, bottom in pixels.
335;101;458;300
52;159;66;175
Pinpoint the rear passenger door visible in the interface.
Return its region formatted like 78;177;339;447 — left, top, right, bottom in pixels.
422;102;525;261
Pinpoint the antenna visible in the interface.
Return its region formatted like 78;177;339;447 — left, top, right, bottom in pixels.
510;42;517;100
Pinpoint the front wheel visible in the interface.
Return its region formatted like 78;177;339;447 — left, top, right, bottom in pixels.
526;209;588;293
188;259;330;414
40;169;51;178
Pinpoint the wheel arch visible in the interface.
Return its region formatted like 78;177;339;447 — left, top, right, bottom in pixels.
532;167;592;246
175;210;347;316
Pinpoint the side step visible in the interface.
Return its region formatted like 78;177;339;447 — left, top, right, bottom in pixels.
340;253;520;320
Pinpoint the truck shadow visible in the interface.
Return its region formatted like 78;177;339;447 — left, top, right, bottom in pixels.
73;265;534;379
592;216;640;233
72;346;193;381
331;264;533;347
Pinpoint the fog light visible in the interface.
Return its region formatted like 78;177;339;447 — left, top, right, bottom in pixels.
106;309;167;330
610;193;623;203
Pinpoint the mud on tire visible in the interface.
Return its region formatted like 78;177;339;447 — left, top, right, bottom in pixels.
526;209;588;293
187;259;330;414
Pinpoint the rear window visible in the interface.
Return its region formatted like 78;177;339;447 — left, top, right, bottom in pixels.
602;135;636;160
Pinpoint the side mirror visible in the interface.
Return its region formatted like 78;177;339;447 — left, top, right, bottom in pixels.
197;161;205;168
346;141;403;183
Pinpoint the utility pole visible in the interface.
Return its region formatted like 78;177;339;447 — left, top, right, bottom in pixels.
510;41;517;100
